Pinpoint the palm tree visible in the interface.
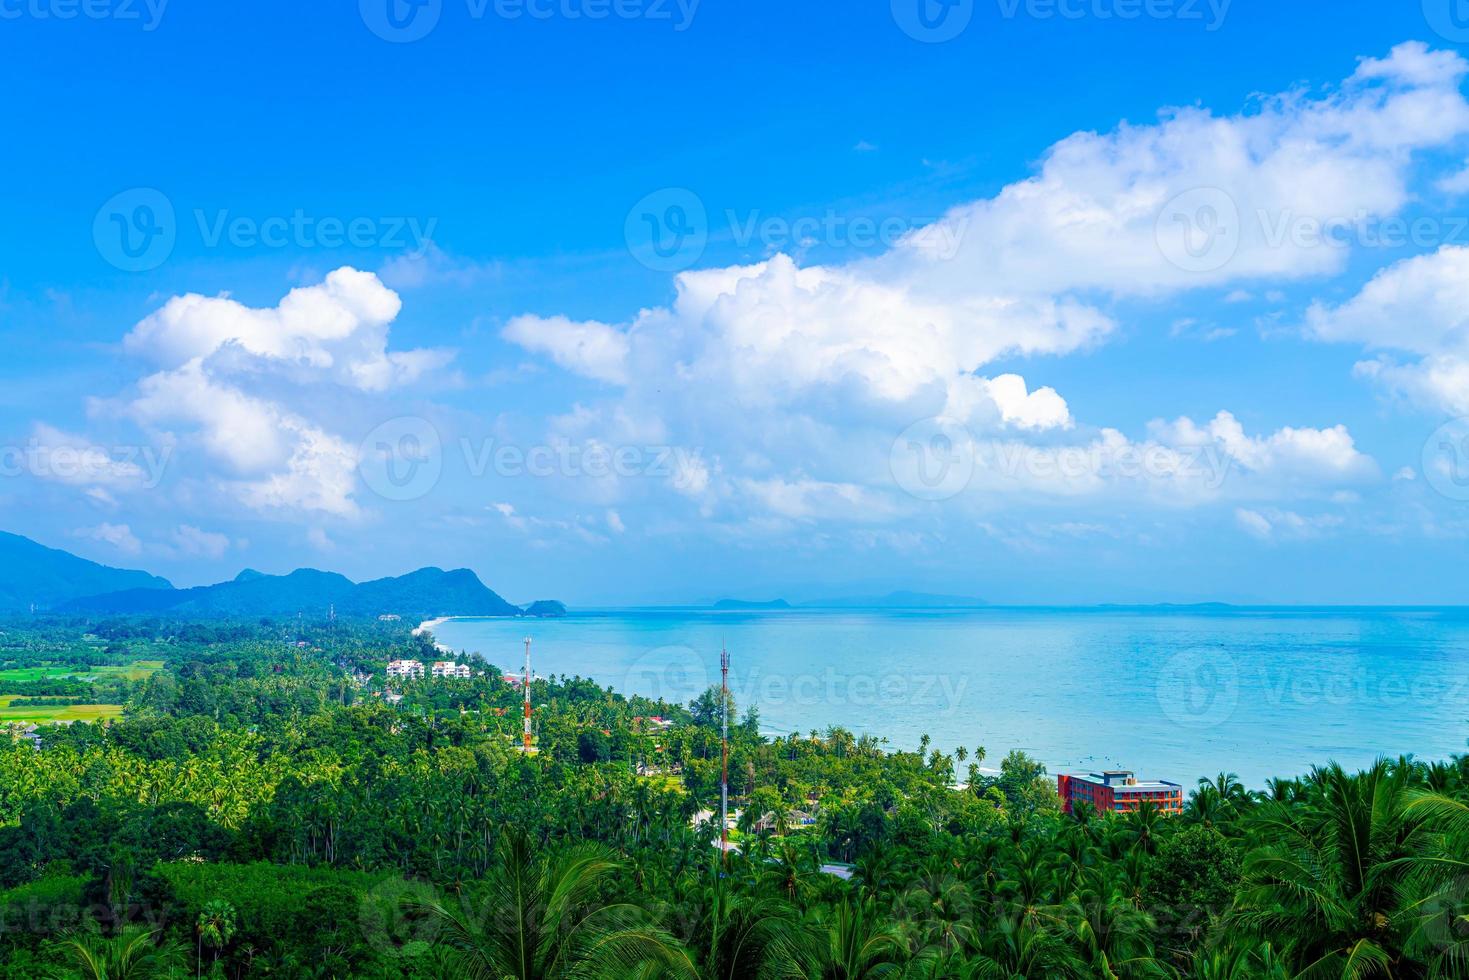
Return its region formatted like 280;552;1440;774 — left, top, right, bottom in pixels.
761;839;822;909
772;800;793;839
1185;783;1225;828
1065;873;1167;978
1204;771;1247;804
410;831;695;979
694;884;805;980
195;900;235;978
903;866;971;954
48;925;186;980
1117;800;1163;856
854;842;899;902
1232;761;1441;978
1185;942;1289;979
961;915;1086;978
802;900;904;979
1199;771;1249;822
1401;790;1469;976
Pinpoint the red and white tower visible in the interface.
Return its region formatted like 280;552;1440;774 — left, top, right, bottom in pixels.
720;642;730;861
522;636;533;753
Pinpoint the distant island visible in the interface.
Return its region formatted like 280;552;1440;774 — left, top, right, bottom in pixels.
708;592;987;610
712;598;792;610
1098;601;1238;610
707;592;987;610
522;599;568;617
803;590;987;609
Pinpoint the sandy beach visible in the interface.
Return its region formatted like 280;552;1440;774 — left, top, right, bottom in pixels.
412;616;450;637
412;617;456;655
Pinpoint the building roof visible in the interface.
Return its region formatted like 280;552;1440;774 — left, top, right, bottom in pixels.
1063;771;1182;793
1111;781;1182;793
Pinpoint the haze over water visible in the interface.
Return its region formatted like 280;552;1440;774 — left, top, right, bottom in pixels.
433;606;1469;787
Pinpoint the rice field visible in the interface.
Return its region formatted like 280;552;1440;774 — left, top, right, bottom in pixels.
0;658;157;725
0;697;124;724
0;659;164;683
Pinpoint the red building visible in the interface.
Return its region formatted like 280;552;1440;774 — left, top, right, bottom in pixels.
1057;770;1183;815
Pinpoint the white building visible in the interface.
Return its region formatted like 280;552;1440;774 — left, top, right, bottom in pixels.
386;659;425;679
432;661;471;679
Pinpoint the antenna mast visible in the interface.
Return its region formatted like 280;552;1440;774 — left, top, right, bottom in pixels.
522;637;533;753
720;641;730;864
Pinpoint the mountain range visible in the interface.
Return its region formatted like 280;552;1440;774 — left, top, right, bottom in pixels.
0;532;555;619
0;531;173;611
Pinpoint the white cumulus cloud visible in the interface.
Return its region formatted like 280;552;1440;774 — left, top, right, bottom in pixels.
74;522;142;555
1308;244;1469;415
111;268;447;518
499;47;1439;526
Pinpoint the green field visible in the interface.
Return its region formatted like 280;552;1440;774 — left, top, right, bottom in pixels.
0;699;123;723
0;659;163;683
637;773;686;794
96;659;165;680
0;667;63;682
0;659;155;725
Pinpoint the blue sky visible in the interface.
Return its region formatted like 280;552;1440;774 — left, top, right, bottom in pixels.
4;0;1469;604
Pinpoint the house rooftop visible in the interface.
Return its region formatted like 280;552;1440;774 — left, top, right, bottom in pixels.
1064;771;1182;793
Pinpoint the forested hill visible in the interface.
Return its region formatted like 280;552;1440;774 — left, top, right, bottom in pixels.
64;565;526;619
0;531;171;611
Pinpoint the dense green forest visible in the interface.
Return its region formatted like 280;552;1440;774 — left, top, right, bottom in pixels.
1;617;1467;978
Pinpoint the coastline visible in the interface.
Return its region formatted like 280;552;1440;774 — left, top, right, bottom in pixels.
412;616;451;637
422;606;1469;788
413;617;455;655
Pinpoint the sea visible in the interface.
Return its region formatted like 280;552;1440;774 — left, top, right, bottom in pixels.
431;606;1469;788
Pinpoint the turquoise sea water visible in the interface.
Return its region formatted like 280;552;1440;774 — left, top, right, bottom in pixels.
432;607;1469;787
